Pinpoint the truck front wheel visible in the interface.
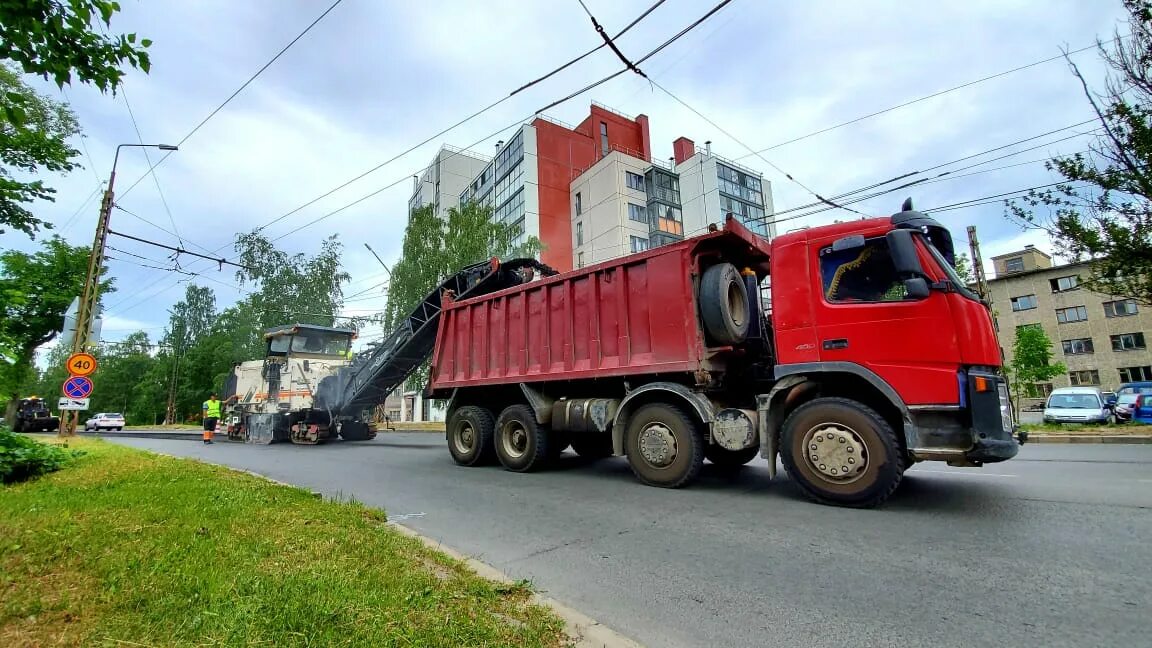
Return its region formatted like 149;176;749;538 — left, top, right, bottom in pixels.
494;405;552;472
780;397;904;508
447;406;496;467
624;403;704;488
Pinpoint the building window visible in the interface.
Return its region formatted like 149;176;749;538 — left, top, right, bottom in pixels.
1119;365;1152;382
626;171;645;191
1055;305;1088;323
1062;338;1094;355
1010;294;1037;311
1049;275;1079;292
577;251;585;268
1004;257;1025;273
600;122;609;157
627;203;647;223
1104;299;1139;318
630;235;650;253
576;221;583;246
1069;369;1101;386
575;192;582;215
1111;332;1146;351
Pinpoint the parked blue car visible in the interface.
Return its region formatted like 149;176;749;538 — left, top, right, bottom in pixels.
1116;382;1152;423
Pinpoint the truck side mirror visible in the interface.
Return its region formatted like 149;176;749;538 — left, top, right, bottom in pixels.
886;229;924;276
903;277;930;299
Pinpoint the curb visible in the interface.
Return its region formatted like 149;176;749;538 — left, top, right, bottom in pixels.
174;457;642;648
1026;435;1152;444
387;523;643;648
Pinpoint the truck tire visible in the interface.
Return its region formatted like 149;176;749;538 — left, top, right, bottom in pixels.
12;419;23;433
570;436;613;459
780;397;905;508
699;262;750;346
447;406;496;467
624;403;704;488
494;405;552;472
705;444;759;468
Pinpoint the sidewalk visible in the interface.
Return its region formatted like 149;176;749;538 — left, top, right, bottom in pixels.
1023;425;1152;444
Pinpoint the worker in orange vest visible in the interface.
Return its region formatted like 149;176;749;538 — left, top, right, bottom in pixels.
202;393;221;444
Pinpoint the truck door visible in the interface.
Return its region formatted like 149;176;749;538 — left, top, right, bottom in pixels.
814;235;961;406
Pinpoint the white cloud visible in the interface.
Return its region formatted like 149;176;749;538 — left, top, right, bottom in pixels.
1;0;1132;351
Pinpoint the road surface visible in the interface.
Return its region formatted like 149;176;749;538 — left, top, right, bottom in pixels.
110;434;1152;648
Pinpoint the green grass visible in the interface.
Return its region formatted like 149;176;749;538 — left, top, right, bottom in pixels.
0;439;567;647
1020;421;1149;433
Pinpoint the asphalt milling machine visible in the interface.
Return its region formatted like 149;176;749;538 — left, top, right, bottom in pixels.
222;257;555;444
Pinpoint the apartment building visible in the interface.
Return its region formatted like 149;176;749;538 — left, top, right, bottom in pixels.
988;245;1152;392
454;103;653;272
672;137;775;239
408;145;491;219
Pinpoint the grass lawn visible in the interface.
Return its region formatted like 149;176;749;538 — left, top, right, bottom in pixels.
1020;422;1151;434
0;439;567;647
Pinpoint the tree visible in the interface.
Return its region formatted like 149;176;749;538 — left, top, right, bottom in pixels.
383;201;543;392
0;63;81;237
0;235;112;422
0;0;152;93
1007;0;1152;304
234;232;352;332
953;251;974;285
1009;326;1066;399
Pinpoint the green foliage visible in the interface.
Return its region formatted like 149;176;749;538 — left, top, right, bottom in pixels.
1007;0;1152;304
1;235;111;412
0;429;82;483
0;63;81;237
0;0;152;93
953;251;974;285
234;232;353;332
1009;326;1066;399
382;201;543;390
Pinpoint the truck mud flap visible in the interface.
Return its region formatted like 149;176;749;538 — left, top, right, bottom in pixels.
246;413;287;445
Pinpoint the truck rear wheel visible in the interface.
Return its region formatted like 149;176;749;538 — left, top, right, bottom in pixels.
705;444;759;468
699;262;750;346
339;421;374;441
494;405;551;472
780;397;904;508
624;403;704;488
447;406;496;467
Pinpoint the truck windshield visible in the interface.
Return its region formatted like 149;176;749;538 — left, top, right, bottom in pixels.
922;236;980;301
289;331;351;356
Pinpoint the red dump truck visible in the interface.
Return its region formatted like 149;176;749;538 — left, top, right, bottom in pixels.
428;201;1019;507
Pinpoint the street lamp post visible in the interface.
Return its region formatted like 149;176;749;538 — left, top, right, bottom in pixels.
61;143;178;436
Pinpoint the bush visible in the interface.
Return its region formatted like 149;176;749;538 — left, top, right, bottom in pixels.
0;430;83;484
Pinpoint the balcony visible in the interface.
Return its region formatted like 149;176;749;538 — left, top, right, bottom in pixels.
647;185;681;204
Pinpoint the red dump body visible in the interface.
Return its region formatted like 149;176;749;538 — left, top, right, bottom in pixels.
428;220;771;394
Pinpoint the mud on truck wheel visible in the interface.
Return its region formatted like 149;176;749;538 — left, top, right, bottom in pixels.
625;403;704;488
494;404;553;473
780;397;905;508
447;406;496;467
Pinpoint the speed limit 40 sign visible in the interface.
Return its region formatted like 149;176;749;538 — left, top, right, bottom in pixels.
66;352;98;377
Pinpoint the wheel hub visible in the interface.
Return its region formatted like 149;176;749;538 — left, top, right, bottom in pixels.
455;422;475;453
802;424;867;483
503;423;528;458
638;423;677;467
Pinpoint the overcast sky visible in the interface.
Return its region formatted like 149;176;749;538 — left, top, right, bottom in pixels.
0;0;1132;352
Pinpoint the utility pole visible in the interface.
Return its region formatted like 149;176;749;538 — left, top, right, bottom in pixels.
967;225;991;304
60;143;178;437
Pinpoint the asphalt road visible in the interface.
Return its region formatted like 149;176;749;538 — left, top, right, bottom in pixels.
110;434;1152;648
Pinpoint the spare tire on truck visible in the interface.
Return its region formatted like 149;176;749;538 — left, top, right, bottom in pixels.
699;262;750;346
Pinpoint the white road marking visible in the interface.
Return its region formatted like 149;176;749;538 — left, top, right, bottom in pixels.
913;470;1019;478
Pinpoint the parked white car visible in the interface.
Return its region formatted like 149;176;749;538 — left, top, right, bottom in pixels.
84;412;126;431
1043;387;1114;425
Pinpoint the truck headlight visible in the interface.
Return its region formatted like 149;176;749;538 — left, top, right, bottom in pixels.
997;382;1013;432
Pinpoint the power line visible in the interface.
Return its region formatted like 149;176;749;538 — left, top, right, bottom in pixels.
57;185;104;234
120;85;185;247
112;205;221;256
650;76;863;215
107;230;254;270
267;0;737;245
737;36;1125;159
117;0;347;200
245;0;672;237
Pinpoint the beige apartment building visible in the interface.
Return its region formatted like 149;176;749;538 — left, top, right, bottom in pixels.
987;245;1152;393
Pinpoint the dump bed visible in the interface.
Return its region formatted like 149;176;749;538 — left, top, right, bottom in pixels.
428;218;771;395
